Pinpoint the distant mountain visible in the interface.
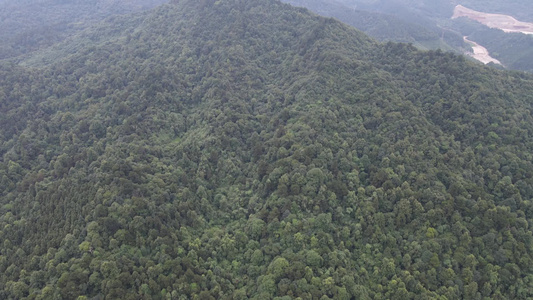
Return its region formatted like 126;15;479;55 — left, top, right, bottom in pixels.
1;0;533;299
282;0;533;72
282;0;465;51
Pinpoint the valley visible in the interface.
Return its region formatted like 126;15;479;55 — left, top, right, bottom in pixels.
282;0;533;73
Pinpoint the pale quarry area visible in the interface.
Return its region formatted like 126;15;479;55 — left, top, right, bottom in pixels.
453;4;533;35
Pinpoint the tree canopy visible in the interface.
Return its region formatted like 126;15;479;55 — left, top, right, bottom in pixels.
1;0;533;299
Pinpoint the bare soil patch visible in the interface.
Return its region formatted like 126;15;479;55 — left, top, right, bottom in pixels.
452;5;533;35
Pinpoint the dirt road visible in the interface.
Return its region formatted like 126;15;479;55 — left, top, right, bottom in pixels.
452;5;533;35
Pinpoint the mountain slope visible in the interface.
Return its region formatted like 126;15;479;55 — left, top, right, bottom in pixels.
0;0;168;60
1;0;533;299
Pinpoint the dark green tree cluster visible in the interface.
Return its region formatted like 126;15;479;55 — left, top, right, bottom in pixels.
1;0;533;299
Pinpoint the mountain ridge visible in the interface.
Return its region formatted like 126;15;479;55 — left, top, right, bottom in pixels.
281;0;533;73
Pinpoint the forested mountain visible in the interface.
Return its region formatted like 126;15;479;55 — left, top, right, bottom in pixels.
2;0;533;299
0;0;168;60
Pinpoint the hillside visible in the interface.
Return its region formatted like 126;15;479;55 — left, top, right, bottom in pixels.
0;0;168;60
2;0;533;299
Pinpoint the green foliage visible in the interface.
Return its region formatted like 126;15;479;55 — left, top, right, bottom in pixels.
0;0;533;299
0;0;167;61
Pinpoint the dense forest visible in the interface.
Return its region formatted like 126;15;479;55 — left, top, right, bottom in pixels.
0;0;167;60
2;0;533;299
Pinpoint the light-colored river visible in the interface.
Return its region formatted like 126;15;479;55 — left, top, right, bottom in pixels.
463;36;502;65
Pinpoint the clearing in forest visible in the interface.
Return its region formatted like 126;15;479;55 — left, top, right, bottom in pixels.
452;5;533;35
